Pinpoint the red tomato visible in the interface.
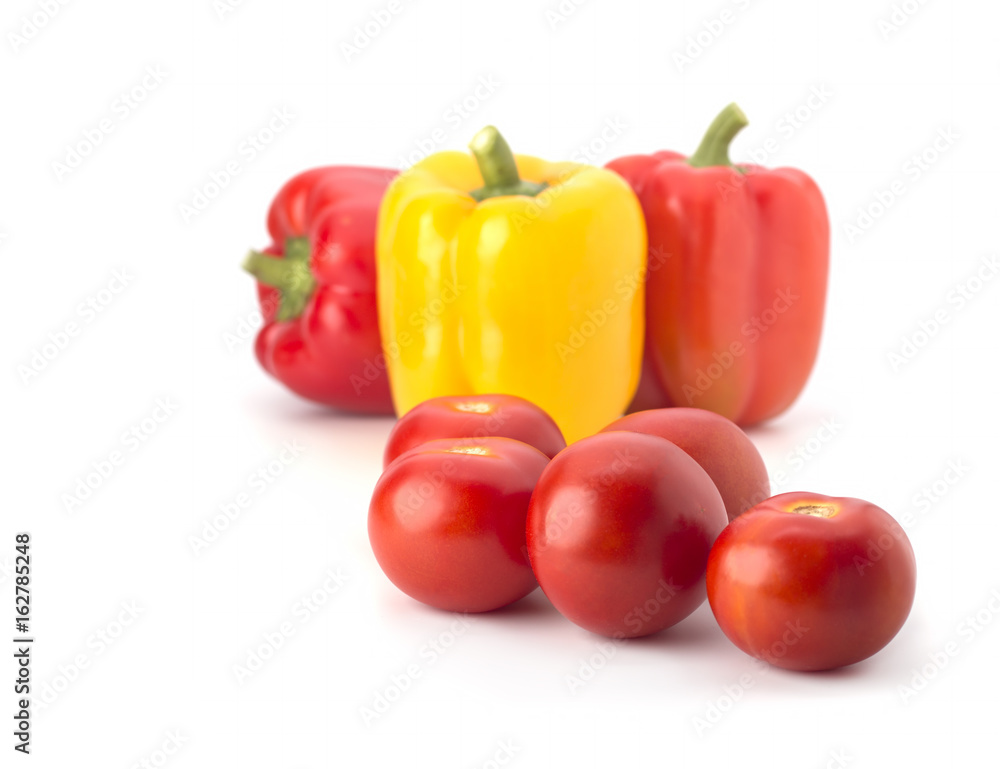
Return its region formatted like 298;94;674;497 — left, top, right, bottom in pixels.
369;437;549;612
602;407;770;522
383;394;566;468
526;432;728;638
707;492;917;671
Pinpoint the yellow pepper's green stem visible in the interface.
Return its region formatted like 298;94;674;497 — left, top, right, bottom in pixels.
468;126;549;202
242;237;315;322
688;103;749;168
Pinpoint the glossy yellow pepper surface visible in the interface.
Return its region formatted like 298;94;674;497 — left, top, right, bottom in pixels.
376;126;646;443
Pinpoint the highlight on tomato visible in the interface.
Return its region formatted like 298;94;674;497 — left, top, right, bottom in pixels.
369;436;550;613
707;492;916;671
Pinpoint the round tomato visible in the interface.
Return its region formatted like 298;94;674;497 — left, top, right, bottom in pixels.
707;492;917;671
526;431;728;638
369;436;549;612
383;394;566;468
602;407;770;522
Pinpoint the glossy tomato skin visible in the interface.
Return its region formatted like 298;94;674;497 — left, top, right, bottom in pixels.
382;394;567;468
369;437;549;613
602;407;770;522
526;431;728;638
707;492;917;671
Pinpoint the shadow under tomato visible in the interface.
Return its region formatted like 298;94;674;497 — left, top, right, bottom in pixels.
485;588;560;619
800;663;869;680
393;588;563;626
610;602;734;653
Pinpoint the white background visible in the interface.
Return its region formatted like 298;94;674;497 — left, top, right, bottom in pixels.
3;0;998;767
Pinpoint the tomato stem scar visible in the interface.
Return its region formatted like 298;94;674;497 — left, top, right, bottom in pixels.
789;504;838;518
446;446;491;456
454;402;494;413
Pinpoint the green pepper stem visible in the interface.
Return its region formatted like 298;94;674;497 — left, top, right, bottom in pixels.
242;237;316;322
468;126;549;202
688;103;749;168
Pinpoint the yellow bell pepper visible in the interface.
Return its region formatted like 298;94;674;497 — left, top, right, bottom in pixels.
376;126;646;443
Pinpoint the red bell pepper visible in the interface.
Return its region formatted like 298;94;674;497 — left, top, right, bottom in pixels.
242;166;395;413
607;104;829;426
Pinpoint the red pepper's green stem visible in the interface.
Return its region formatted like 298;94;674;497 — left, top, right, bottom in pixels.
688;103;749;168
242;237;316;322
468;126;549;202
